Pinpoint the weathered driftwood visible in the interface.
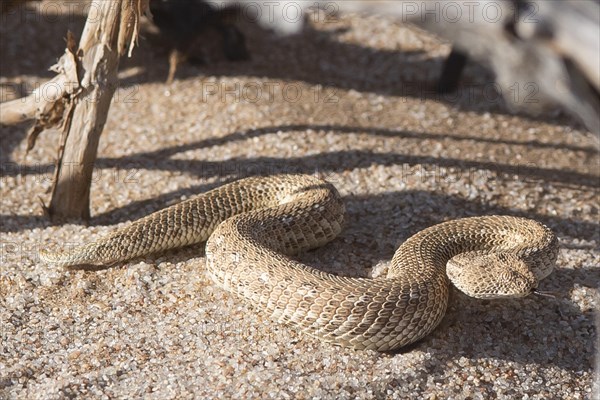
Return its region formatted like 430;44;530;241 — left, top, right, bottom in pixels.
0;0;148;219
220;0;599;134
406;0;600;134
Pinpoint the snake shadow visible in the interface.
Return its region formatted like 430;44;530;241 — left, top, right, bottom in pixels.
332;191;597;373
28;184;598;373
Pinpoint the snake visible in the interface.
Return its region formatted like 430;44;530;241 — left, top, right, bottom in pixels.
40;174;559;351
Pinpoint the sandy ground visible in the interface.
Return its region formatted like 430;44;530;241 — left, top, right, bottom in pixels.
1;2;599;399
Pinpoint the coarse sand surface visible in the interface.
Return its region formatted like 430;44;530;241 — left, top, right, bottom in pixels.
1;2;598;399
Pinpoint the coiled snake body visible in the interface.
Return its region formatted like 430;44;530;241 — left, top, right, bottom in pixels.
41;174;558;351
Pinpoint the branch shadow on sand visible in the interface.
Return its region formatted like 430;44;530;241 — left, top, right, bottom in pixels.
1;123;598;232
2;123;597;183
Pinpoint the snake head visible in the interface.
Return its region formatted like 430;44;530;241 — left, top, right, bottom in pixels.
446;252;538;299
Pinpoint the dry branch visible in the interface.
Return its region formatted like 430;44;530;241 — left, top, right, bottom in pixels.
220;0;600;134
0;0;148;219
48;0;148;220
409;0;600;135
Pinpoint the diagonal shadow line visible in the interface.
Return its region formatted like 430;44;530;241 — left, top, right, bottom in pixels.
102;124;600;158
2;129;598;234
2;174;598;244
85;162;598;240
6;149;598;193
93;150;598;188
3;125;596;180
1;149;597;232
344;192;600;245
